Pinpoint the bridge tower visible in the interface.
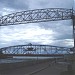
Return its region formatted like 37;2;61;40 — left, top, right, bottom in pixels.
72;9;75;53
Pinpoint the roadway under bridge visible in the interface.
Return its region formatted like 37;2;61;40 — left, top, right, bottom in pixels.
0;8;75;57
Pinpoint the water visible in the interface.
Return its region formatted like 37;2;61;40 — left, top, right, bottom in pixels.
0;58;28;64
0;56;63;64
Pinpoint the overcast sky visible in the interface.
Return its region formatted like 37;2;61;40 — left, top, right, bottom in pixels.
0;0;74;48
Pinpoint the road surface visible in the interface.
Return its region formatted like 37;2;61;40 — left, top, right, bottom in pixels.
0;60;68;75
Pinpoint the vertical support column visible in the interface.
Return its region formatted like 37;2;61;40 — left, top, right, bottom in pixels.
72;14;75;53
39;45;41;54
73;17;75;47
0;49;2;54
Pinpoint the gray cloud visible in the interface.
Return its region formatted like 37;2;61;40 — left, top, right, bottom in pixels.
28;0;73;9
0;0;73;10
38;20;73;40
0;0;29;10
51;39;73;47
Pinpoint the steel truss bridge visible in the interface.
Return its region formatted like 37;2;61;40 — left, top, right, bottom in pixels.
0;8;75;57
0;44;70;57
0;8;74;26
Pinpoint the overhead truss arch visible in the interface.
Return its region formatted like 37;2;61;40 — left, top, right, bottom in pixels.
0;44;71;55
0;8;74;26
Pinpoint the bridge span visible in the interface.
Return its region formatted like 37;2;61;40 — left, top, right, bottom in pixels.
0;8;74;26
0;44;71;58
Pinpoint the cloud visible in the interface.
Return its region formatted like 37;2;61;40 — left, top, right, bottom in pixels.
74;0;75;9
0;0;73;11
28;0;73;9
0;24;56;47
0;0;29;10
38;20;73;40
51;39;74;47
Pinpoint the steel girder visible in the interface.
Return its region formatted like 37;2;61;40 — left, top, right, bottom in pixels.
0;45;71;55
0;8;73;26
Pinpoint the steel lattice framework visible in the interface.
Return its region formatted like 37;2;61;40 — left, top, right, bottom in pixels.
0;8;73;26
0;44;71;56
